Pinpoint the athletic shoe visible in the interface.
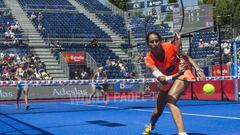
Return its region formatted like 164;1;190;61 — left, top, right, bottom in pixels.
25;104;29;110
16;104;19;110
178;132;188;135
142;123;154;135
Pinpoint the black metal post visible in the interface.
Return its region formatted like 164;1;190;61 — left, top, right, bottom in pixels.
188;33;194;100
128;30;131;48
217;23;224;100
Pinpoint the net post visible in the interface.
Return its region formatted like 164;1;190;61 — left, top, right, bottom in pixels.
233;41;239;102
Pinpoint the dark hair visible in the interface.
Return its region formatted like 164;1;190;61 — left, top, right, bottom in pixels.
146;31;162;43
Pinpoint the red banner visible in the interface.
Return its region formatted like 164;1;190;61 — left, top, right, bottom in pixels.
212;65;229;76
63;52;86;63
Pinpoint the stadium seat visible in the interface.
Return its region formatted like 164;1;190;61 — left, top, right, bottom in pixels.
27;12;111;39
75;0;111;12
18;0;75;10
96;14;127;38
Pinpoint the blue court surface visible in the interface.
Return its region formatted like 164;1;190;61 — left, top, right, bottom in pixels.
0;99;240;135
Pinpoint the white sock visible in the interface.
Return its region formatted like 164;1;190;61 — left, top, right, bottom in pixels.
178;132;187;135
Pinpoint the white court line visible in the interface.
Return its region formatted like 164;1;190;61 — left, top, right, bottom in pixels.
64;102;240;120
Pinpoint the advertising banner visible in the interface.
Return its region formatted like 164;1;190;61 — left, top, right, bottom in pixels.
63;52;86;64
147;0;163;7
212;65;229;76
0;85;92;101
114;83;140;91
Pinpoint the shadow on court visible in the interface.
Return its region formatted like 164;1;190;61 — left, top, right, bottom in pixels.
0;113;53;135
151;133;163;135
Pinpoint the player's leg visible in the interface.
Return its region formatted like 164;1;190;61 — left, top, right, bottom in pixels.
89;85;97;101
100;88;108;104
166;79;187;135
23;86;29;110
142;91;168;135
16;85;22;109
151;90;168;126
100;84;107;100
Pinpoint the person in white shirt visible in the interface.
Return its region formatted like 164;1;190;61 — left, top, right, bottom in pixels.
198;39;205;48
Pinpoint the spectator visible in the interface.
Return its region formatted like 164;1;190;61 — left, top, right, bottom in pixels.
221;40;231;49
198;39;205;48
30;12;37;21
8;27;15;40
0;46;51;81
10;23;15;31
37;23;43;31
90;38;98;47
39;61;46;72
81;70;88;79
135;52;144;62
223;44;231;55
4;30;10;39
127;48;132;57
236;33;240;41
37;12;43;22
49;41;54;53
14;22;20;31
106;56;112;67
13;38;20;46
74;71;79;80
129;72;136;78
210;38;218;47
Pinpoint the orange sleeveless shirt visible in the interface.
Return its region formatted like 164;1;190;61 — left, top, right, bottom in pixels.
144;42;195;91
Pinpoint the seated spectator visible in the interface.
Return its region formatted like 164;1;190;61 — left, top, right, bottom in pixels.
90;38;98;47
37;23;43;31
41;69;50;80
0;46;51;81
8;27;15;40
129;72;136;78
10;23;15;31
224;44;231;55
236;33;240;41
221;40;231;49
30;12;37;20
74;71;79;80
34;71;41;80
0;23;4;31
14;22;20;31
37;12;43;22
49;41;54;53
4;31;10;39
81;70;88;79
210;38;218;47
39;61;46;72
135;52;144;62
106;56;112;67
127;48;132;57
198;39;205;48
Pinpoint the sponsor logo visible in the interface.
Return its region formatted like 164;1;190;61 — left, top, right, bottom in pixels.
70;56;84;62
52;88;89;97
0;90;13;98
120;83;136;89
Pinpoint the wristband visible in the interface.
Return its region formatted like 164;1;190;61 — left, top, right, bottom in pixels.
152;70;163;78
165;76;173;82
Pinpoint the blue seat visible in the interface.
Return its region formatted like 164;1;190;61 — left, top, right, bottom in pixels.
18;0;75;10
75;0;111;12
